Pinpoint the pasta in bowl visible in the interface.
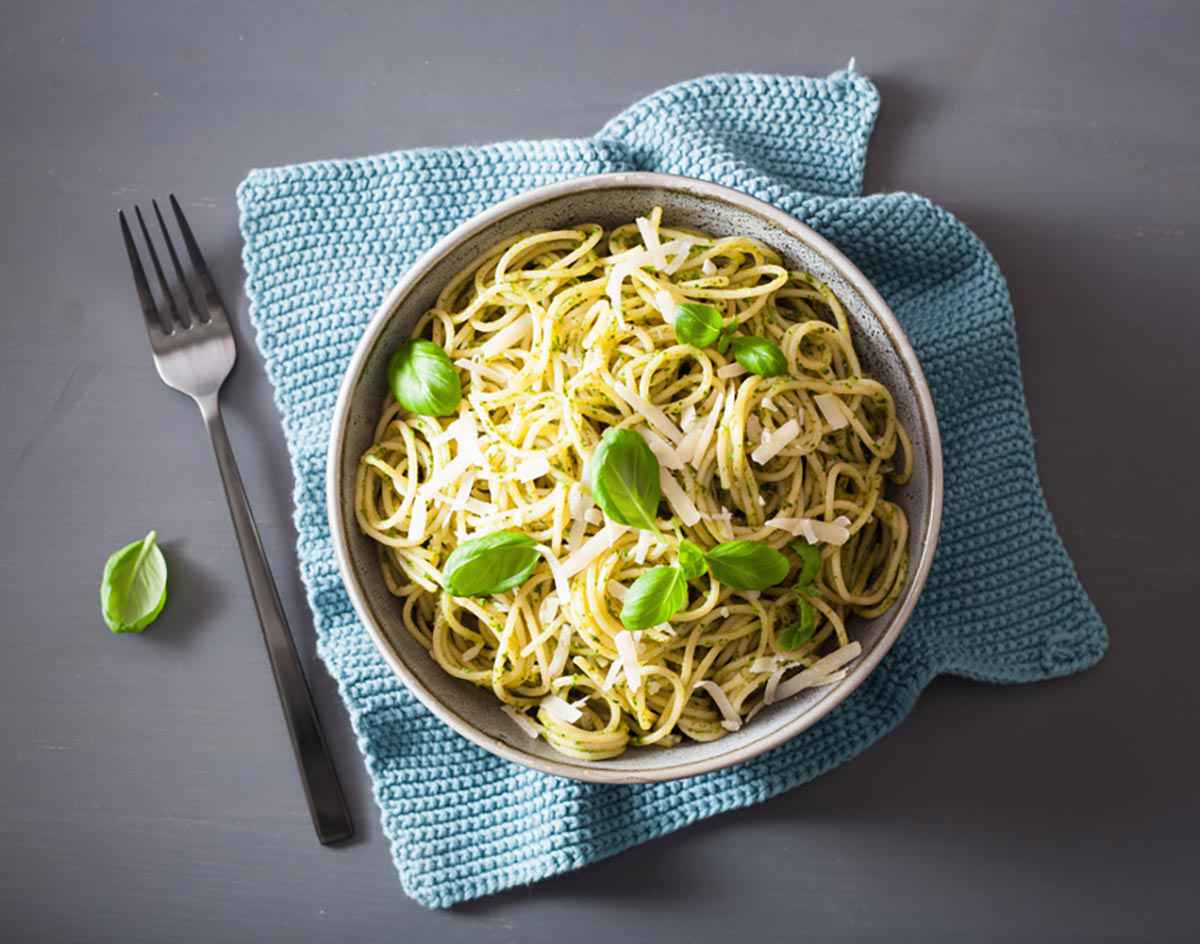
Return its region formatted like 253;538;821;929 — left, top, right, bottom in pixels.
329;173;941;782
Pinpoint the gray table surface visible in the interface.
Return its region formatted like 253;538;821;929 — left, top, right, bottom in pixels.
3;1;1198;941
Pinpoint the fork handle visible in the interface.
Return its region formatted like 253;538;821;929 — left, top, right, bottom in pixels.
198;395;353;845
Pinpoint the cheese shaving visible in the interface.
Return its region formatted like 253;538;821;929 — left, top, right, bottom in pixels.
614;630;642;691
481;313;533;357
560;523;629;578
659;468;702;526
501;705;540;738
814;393;850;430
636;216;667;270
612;381;684;445
716;362;746;379
694;680;741;732
639;427;684;469
539;693;583;724
750;419;800;465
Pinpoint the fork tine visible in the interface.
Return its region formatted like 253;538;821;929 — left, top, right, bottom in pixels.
151;199;202;326
169;194;227;324
135;205;189;330
118;210;170;336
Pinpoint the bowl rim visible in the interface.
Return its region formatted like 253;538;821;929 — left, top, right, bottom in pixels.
326;171;943;784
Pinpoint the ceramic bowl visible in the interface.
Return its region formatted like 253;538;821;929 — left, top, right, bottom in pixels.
327;172;943;783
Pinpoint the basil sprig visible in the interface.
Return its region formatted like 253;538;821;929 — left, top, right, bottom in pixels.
100;530;168;634
672;302;724;348
588;427;661;532
779;539;823;650
677;539;708;580
779;599;816;651
388;339;462;416
620;565;689;630
704;540;789;590
731;335;788;378
789;539;823;588
443;530;540;597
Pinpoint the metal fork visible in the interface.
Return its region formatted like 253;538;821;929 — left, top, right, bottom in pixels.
119;196;352;845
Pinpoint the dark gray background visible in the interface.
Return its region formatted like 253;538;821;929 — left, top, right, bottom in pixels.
3;1;1197;941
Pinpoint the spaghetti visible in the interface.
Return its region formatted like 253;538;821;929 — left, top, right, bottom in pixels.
355;208;912;759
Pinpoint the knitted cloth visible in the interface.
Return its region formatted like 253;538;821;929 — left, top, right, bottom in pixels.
236;69;1106;908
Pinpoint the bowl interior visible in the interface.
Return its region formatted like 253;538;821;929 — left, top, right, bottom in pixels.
331;175;939;782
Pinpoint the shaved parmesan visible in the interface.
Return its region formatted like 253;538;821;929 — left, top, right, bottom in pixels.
654;289;678;323
540;693;582;724
716;362;746;379
481;313;533;357
566;484;593;550
751;419;801;465
702;258;717;275
633;530;654;565
659;468;702;526
602;658;624;691
688;389;725;469
607;256;646;315
612;381;685;445
461;642;483;662
501;705;540;738
406;498;427;543
419;414;482;497
680;403;698;432
636;216;667;270
773;643;862;702
614;630;642;691
814;393;850;430
537;547;572;613
639;427;684;470
538;592;560;625
513;454;550;481
585;508;604;525
694;680;742;731
661;238;696;275
560;523;629;578
764;515;853;546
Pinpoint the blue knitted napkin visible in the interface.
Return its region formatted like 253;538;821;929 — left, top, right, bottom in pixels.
237;68;1106;908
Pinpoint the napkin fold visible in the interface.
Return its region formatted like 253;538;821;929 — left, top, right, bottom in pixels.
237;68;1106;908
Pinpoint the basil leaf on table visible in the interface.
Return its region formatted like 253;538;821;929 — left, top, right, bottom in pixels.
778;598;816;651
388;339;462;416
672;302;724;348
704;539;789;591
588;427;661;532
789;539;823;588
100;531;168;634
443;530;540;597
731;335;788;378
620;565;688;630
677;538;708;580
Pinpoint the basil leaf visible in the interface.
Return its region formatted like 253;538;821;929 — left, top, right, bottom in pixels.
704;540;789;590
673;302;724;348
620;565;688;630
778;598;816;651
388;339;462;417
443;530;539;597
731;335;788;378
716;322;736;355
588;427;661;531
789;539;823;587
677;539;708;580
100;531;168;634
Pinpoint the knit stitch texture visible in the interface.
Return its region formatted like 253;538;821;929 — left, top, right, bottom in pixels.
236;69;1106;908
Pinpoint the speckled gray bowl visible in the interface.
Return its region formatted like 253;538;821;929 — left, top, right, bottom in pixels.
327;172;942;783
